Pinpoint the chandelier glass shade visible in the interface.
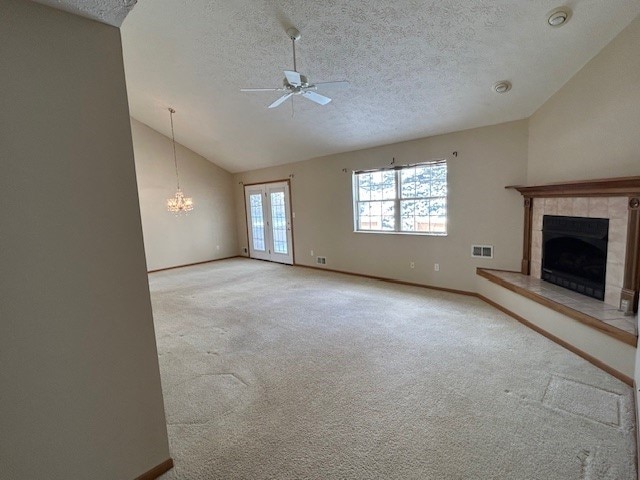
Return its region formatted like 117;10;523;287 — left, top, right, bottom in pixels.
166;107;193;214
167;188;194;213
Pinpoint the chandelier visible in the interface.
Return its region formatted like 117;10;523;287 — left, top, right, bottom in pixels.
166;107;194;214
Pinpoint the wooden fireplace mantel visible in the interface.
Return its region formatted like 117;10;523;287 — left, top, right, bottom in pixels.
507;176;640;314
506;176;640;198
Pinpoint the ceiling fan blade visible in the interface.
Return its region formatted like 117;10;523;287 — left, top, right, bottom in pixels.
241;88;285;92
268;93;293;109
284;70;302;86
313;80;350;89
302;91;332;106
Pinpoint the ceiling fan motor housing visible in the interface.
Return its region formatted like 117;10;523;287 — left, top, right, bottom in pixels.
283;74;310;91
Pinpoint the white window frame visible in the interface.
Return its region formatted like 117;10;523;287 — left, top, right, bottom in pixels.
352;160;447;236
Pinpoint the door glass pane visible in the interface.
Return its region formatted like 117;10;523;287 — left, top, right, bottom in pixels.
249;193;265;251
270;191;288;254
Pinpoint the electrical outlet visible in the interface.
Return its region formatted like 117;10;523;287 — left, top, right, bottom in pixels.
216;245;220;250
243;247;248;254
434;263;440;272
310;250;314;256
410;262;415;269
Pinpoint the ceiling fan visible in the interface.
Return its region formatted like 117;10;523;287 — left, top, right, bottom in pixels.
241;28;349;109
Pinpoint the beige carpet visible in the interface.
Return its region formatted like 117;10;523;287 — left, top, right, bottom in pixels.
150;258;636;479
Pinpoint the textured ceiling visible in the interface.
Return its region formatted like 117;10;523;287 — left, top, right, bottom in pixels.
31;0;136;27
118;1;640;173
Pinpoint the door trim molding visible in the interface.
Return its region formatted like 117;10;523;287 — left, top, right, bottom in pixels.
243;180;294;264
242;178;291;187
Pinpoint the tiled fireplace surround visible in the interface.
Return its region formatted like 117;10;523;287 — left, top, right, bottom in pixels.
530;196;628;308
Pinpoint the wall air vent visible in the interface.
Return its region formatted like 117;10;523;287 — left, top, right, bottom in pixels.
472;245;493;258
316;256;327;265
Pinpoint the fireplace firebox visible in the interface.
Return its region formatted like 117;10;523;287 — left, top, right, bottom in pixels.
542;215;609;300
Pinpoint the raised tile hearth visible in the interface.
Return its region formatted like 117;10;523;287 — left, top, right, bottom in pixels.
479;269;637;340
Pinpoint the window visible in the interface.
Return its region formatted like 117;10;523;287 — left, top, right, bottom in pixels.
353;161;447;235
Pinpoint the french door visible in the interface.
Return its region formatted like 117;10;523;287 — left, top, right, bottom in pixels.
244;181;293;265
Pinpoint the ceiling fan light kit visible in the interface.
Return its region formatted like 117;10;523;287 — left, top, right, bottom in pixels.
241;27;349;109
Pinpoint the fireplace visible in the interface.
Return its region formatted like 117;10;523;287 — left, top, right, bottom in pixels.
542;215;609;300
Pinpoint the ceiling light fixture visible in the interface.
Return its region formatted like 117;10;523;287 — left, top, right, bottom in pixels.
493;81;512;94
166;108;194;215
548;8;570;27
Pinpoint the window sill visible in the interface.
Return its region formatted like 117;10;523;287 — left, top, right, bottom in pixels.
353;230;448;237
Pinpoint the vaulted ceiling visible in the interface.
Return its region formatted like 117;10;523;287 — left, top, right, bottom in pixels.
34;1;640;173
32;0;136;27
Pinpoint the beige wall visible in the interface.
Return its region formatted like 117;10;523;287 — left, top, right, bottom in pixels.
132;118;237;271
235;120;528;293
0;2;169;479
528;15;640;184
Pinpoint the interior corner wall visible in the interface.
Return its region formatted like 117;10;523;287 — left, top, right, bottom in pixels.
0;2;169;479
234;120;528;293
131;118;237;271
528;14;640;184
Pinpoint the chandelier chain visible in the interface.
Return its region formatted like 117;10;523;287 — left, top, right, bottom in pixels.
169;108;180;190
166;107;193;214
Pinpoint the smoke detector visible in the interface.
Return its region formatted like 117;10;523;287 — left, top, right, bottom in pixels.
548;8;570;27
493;81;512;94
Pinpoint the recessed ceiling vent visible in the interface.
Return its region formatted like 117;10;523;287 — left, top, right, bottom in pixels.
472;245;494;258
